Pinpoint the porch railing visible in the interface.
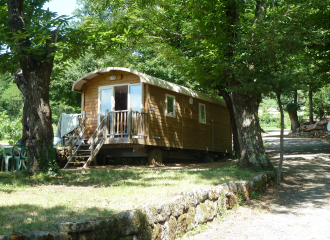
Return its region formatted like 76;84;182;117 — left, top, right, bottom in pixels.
106;110;147;139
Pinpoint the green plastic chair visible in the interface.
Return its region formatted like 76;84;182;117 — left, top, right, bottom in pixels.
13;144;28;170
0;146;15;172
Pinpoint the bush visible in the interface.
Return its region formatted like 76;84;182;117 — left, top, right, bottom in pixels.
0;111;22;145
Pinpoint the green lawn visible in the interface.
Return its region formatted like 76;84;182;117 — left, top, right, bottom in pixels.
0;163;260;235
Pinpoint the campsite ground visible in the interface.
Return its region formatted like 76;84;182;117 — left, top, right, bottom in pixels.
182;130;330;240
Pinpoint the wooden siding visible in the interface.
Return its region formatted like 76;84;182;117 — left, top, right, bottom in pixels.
83;71;140;137
147;84;232;153
148;85;183;148
213;104;232;153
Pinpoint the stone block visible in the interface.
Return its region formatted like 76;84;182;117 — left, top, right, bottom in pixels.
236;181;252;201
169;195;185;217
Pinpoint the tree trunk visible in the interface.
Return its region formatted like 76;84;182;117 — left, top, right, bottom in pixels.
230;91;272;168
14;68;54;173
309;84;313;124
276;92;284;183
7;0;57;173
218;88;240;154
289;112;300;133
289;90;300;133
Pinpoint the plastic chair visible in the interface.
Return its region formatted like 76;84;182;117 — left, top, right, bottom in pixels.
0;146;15;172
13;144;28;171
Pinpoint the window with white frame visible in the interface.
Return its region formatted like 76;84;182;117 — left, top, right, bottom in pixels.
165;94;175;117
199;103;206;123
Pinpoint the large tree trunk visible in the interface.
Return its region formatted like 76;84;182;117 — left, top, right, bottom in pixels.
14;68;54;173
7;0;56;173
218;89;240;154
309;84;313;124
230;91;272;168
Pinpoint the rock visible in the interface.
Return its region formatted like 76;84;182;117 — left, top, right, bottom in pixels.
207;187;222;201
226;192;238;209
177;214;188;235
193;200;217;226
250;173;267;192
236;181;252;201
168;216;177;240
193;188;209;204
114;210;142;236
159;221;170;240
139;201;171;224
152;223;161;240
177;191;198;210
139;203;156;225
169;195;185;217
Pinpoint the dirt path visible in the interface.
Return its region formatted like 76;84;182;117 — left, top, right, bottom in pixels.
183;131;330;240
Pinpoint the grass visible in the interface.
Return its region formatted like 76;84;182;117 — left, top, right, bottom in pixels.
0;165;259;236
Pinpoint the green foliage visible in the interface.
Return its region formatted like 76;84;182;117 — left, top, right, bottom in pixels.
237;191;247;206
250;191;263;200
0;73;23;119
0;111;22;145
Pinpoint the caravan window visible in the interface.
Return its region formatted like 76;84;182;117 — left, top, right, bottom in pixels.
165;94;175;117
199;103;206;123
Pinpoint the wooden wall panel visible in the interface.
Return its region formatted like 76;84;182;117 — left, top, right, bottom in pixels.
83;71;140;137
147;85;183;148
146;83;232;153
182;96;213;151
213;105;232;153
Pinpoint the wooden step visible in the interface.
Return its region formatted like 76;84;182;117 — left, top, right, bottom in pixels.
68;161;87;164
72;155;90;158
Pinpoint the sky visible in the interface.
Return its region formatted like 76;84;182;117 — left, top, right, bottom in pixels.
43;0;79;17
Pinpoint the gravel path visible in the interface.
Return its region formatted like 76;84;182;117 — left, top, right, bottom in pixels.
183;131;330;240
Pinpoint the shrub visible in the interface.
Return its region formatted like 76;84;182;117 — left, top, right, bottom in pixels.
0;111;22;145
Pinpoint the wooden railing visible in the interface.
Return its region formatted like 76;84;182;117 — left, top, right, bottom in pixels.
86;112;107;166
67;112;86;160
131;110;148;138
106;110;147;138
108;110;129;138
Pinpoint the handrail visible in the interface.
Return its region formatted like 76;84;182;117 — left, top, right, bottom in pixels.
67;112;86;158
85;110;108;166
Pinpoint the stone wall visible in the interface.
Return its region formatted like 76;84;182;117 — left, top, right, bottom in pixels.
0;172;277;240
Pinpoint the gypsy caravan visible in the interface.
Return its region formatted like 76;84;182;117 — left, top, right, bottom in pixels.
63;67;232;168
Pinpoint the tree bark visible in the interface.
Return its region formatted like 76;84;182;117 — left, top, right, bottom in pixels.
289;90;300;133
222;0;272;169
7;0;56;173
218;88;240;154
309;84;313;124
276;92;284;183
230;91;272;168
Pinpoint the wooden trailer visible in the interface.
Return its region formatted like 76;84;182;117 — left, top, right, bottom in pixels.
64;67;232;168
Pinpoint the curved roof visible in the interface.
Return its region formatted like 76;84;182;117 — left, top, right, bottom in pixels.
72;67;226;106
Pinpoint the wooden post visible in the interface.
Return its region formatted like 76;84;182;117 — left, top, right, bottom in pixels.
212;104;214;151
181;95;184;149
145;84;150;143
106;110;109;139
128;108;132;140
90;137;95;164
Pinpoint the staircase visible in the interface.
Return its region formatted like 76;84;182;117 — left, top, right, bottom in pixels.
63;112;107;169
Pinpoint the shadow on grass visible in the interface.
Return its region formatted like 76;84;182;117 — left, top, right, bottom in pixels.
0;203;116;236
